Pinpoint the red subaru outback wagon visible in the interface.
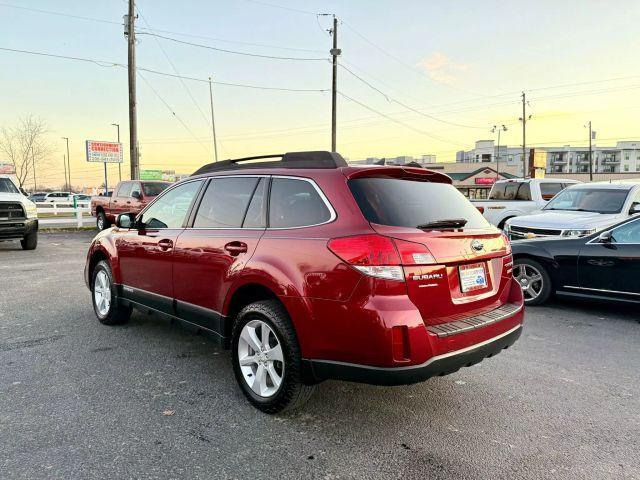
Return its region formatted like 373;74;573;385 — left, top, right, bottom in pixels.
85;151;524;413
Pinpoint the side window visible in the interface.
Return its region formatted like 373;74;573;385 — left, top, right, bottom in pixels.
117;182;132;198
130;182;141;198
140;180;202;229
488;184;506;200
503;183;519;200
243;178;267;228
269;178;332;228
193;177;260;228
540;183;564;201
516;183;531;201
611;219;640;244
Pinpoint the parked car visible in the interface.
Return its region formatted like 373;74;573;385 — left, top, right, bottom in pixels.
472;178;580;228
0;175;38;250
90;180;170;230
84;151;524;413
512;215;640;305
73;194;92;202
42;191;74;203
505;182;640;240
28;192;48;203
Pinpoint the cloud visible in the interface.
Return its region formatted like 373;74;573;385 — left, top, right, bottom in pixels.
420;52;470;85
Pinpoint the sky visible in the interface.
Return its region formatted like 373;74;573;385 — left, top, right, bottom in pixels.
2;0;640;189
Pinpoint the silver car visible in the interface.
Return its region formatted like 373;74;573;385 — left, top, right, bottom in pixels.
505;182;640;239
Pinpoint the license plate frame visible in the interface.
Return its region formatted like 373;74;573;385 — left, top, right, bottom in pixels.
459;262;488;293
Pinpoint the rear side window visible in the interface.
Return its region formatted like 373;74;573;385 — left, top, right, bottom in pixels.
540;183;564;201
349;177;489;229
143;182;169;197
515;183;531;200
269;178;332;228
117;182;132;197
194;177;261;228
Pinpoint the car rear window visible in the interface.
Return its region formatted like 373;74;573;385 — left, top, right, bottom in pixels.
540;183;565;200
143;182;169;197
488;182;530;200
348;178;490;229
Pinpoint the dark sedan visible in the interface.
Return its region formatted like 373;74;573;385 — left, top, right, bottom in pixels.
512;215;640;305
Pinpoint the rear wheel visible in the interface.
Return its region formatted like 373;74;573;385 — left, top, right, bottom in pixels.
96;211;110;230
91;260;131;325
231;300;315;414
20;231;37;250
513;258;552;305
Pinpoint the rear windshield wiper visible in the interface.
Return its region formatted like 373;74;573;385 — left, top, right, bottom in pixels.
416;218;468;230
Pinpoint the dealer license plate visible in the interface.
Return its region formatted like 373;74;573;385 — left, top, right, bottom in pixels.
459;262;488;293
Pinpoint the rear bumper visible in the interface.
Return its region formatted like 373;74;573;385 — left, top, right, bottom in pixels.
0;218;38;240
305;323;522;386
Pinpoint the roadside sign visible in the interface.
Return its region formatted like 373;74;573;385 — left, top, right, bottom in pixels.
475;177;496;185
140;169;163;180
85;140;123;163
0;162;16;174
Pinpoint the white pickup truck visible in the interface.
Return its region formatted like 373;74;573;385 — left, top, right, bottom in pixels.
472;178;580;228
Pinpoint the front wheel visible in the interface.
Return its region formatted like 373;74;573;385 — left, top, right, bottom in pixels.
513;258;552;305
21;231;37;250
91;260;131;325
231;300;315;414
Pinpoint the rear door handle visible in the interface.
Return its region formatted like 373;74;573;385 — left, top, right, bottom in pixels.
158;239;174;251
224;241;248;256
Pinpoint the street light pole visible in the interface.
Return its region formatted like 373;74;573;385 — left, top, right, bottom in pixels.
491;125;508;180
112;123;121;181
62;137;71;191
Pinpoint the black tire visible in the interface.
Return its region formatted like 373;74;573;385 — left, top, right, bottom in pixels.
96;211;110;230
231;300;315;414
20;231;37;250
91;260;131;325
513;258;552;306
498;217;514;231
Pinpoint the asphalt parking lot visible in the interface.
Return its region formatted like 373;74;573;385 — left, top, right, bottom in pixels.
1;232;639;480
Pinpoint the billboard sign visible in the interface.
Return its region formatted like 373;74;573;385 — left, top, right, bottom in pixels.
86;140;123;163
0;162;16;174
140;169;163;181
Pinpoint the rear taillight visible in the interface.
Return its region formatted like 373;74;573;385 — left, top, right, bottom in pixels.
501;233;512;254
327;235;436;281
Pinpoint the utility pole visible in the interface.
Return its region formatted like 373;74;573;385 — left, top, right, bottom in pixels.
112;123;121;181
492;125;508;180
587;121;593;181
208;77;219;162
519;92;531;178
329;15;340;152
125;0;139;180
62;137;71;190
63;154;67;191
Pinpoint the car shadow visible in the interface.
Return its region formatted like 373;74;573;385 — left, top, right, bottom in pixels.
542;296;640;324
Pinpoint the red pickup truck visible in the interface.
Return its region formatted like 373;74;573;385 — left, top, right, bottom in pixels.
91;180;170;230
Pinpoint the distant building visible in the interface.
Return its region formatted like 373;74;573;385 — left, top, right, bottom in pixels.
457;139;640;175
354;154;437;165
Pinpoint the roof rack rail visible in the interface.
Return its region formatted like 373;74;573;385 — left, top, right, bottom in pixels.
191;151;348;176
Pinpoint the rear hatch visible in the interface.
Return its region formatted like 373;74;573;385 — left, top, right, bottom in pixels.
348;173;513;326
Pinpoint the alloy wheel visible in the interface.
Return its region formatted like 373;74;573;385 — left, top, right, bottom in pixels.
237;319;284;398
514;263;544;301
94;270;111;316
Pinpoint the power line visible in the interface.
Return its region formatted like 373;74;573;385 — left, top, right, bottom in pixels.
135;32;328;61
0;47;329;92
241;0;318;15
137;72;210;154
338;63;486;129
338;91;467;147
0;2;121;25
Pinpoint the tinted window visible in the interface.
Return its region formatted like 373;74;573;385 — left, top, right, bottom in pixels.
0;178;19;194
540;183;564;201
488;183;506;200
243;178;267;228
349;178;489;229
515;183;531;201
117;182;132;197
269;178;331;228
611;219;640;243
194;177;260;228
545;188;629;214
143;182;169;197
140;181;202;229
504;183;519;200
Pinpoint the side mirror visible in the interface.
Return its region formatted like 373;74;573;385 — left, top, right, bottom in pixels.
116;213;135;229
131;191;142;200
597;231;612;243
629;203;640;215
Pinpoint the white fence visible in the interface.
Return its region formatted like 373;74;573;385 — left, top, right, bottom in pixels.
36;202;95;228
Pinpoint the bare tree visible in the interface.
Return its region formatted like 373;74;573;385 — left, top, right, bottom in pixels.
0;116;51;190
